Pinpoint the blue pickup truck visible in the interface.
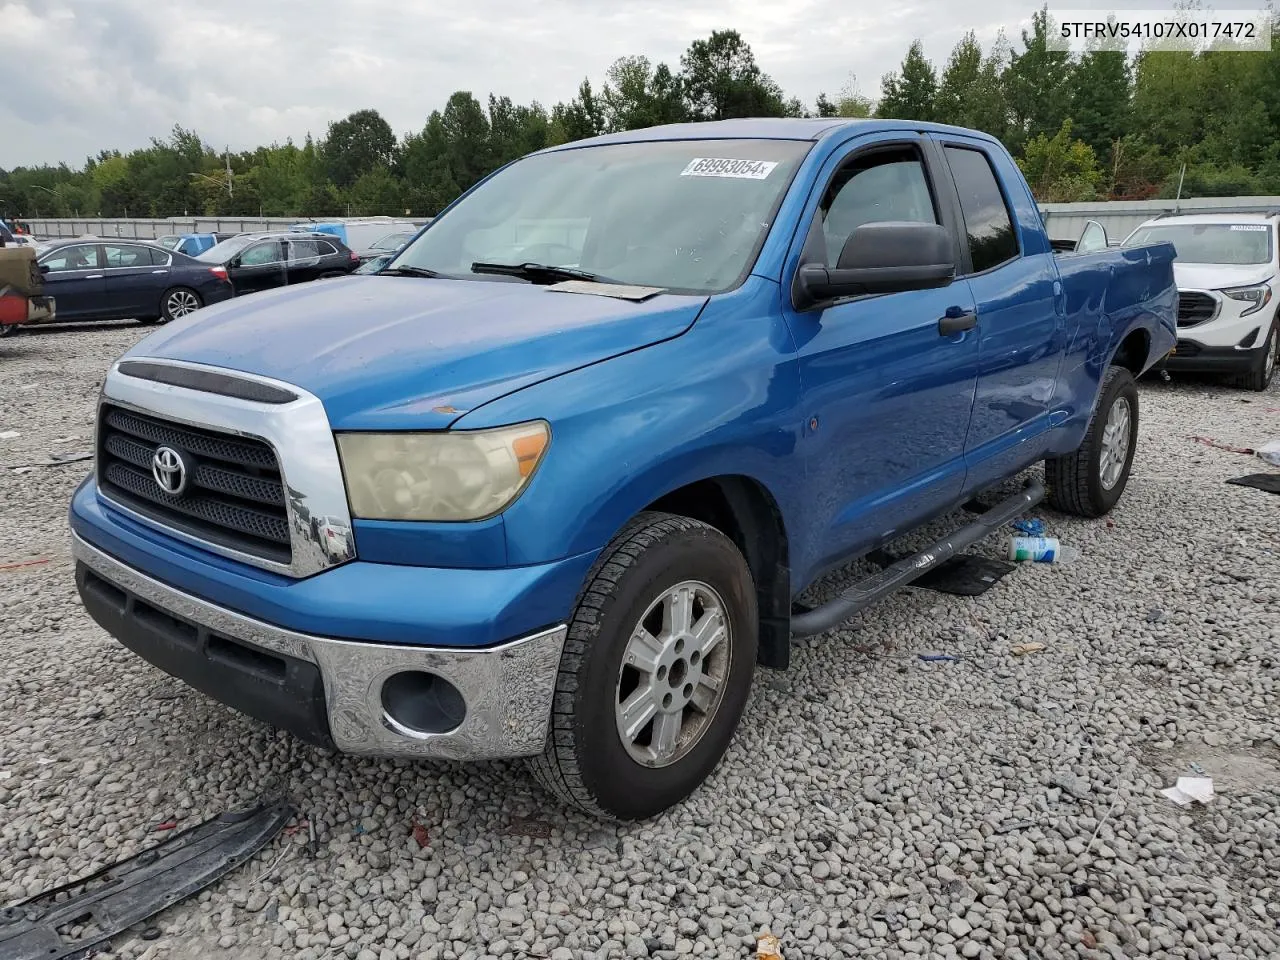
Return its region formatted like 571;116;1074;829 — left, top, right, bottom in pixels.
70;119;1176;820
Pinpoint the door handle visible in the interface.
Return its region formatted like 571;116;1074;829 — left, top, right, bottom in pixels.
151;269;167;274
84;274;103;280
938;306;977;335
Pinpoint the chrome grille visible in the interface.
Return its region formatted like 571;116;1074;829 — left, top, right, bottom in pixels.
97;404;291;565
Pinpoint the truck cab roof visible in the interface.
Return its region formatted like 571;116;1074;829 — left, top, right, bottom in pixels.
560;117;1006;148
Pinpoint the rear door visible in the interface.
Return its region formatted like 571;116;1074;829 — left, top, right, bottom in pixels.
930;135;1066;491
102;243;169;318
38;243;106;319
230;240;287;295
781;133;979;573
286;238;324;283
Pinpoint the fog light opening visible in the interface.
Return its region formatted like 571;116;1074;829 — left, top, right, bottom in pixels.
381;671;466;738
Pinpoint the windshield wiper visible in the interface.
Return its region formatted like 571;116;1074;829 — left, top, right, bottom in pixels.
470;261;611;285
380;265;442;278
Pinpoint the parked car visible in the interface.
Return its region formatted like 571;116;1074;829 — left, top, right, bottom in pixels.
354;231;417;273
1123;210;1279;390
196;232;360;295
154;232;239;257
289;217;422;259
36;239;233;324
69;118;1175;821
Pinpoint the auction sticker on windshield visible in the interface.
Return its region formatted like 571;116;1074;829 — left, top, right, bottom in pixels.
1229;224;1268;231
680;158;778;179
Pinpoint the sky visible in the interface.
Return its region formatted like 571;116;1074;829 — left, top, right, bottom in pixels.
2;0;1114;169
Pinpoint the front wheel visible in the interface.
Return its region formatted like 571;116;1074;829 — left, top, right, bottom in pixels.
1234;318;1278;392
1045;365;1139;517
529;512;758;820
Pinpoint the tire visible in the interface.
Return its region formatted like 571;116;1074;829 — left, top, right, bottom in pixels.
152;287;203;325
1045;365;1138;518
1233;318;1278;392
528;512;758;821
0;323;19;339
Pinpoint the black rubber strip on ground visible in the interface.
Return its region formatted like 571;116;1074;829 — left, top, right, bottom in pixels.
0;798;294;960
1226;473;1280;495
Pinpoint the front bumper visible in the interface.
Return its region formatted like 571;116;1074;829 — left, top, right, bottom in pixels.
73;532;568;761
1161;339;1263;374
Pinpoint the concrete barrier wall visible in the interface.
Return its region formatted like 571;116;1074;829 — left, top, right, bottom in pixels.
22;216;431;240
22;198;1280;246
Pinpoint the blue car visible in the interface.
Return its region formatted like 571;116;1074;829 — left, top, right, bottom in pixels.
37;238;234;325
69;118;1175;819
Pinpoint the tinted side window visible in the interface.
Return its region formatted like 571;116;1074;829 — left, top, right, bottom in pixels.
317;241;339;256
146;246;171;266
42;244;102;271
104;244;149;268
818;149;938;266
945;147;1019;272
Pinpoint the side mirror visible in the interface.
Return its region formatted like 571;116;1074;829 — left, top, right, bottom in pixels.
39;264;50;274
228;257;241;269
794;221;955;310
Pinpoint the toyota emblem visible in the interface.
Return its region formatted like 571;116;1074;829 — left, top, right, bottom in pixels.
151;445;188;496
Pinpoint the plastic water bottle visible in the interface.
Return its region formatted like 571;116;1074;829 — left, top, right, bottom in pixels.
1007;536;1079;563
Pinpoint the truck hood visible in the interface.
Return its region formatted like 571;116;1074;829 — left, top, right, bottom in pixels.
1173;262;1274;291
127;275;707;430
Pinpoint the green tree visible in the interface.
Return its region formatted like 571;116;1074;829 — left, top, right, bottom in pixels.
876;41;937;121
1004;7;1075;150
1018;119;1101;201
601;56;687;132
549;80;606;144
679;30;790;120
1071;30;1131;162
323;109;397;189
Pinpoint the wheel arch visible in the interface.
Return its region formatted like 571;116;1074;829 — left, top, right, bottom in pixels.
641;474;792;671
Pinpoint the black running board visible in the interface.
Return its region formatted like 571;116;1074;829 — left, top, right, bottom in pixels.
790;481;1045;638
0;799;293;960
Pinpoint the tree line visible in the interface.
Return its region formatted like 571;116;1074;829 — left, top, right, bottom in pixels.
3;12;1278;223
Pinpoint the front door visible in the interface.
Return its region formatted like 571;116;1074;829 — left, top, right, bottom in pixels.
38;243;107;320
930;136;1066;491
781;134;980;580
286;239;324;284
230;240;287;295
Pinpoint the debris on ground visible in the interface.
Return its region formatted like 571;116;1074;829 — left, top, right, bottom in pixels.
1161;777;1215;806
757;930;783;958
1007;537;1079;563
1146;608;1167;624
152;819;178;832
919;652;960;663
503;816;553;839
0;430;20;440
1190;435;1255;455
1227;474;1280;495
1011;642;1047;656
0;558;50;572
410;819;430;849
0;798;292;960
1256;438;1280;467
1012;518;1046;536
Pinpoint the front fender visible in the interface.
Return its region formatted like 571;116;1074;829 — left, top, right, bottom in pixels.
454;276;805;566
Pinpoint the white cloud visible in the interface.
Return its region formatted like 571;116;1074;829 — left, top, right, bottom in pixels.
1;0;1119;168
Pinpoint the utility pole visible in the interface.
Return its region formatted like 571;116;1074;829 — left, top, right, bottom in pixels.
225;147;234;199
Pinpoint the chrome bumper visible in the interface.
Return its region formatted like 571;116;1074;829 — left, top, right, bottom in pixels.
72;534;567;761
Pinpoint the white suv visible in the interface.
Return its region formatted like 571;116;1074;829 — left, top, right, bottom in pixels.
1124;211;1279;391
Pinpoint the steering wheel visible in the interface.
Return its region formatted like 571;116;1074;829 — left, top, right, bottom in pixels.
515;242;581;265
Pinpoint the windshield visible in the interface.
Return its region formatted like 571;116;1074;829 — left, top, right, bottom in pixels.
387;138;811;293
1124;223;1273;265
373;232;414;250
196;234;258;262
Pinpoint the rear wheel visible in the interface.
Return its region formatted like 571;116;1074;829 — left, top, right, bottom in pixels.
1234;318;1278;392
1045;365;1139;517
147;287;202;325
528;512;757;820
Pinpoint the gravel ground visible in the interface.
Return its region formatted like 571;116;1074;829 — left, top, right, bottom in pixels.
2;321;1278;960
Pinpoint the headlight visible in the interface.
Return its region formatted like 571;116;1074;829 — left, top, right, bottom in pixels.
1222;282;1272;317
336;421;549;521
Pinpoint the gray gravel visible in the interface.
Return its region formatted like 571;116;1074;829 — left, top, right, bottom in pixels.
2;321;1279;960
